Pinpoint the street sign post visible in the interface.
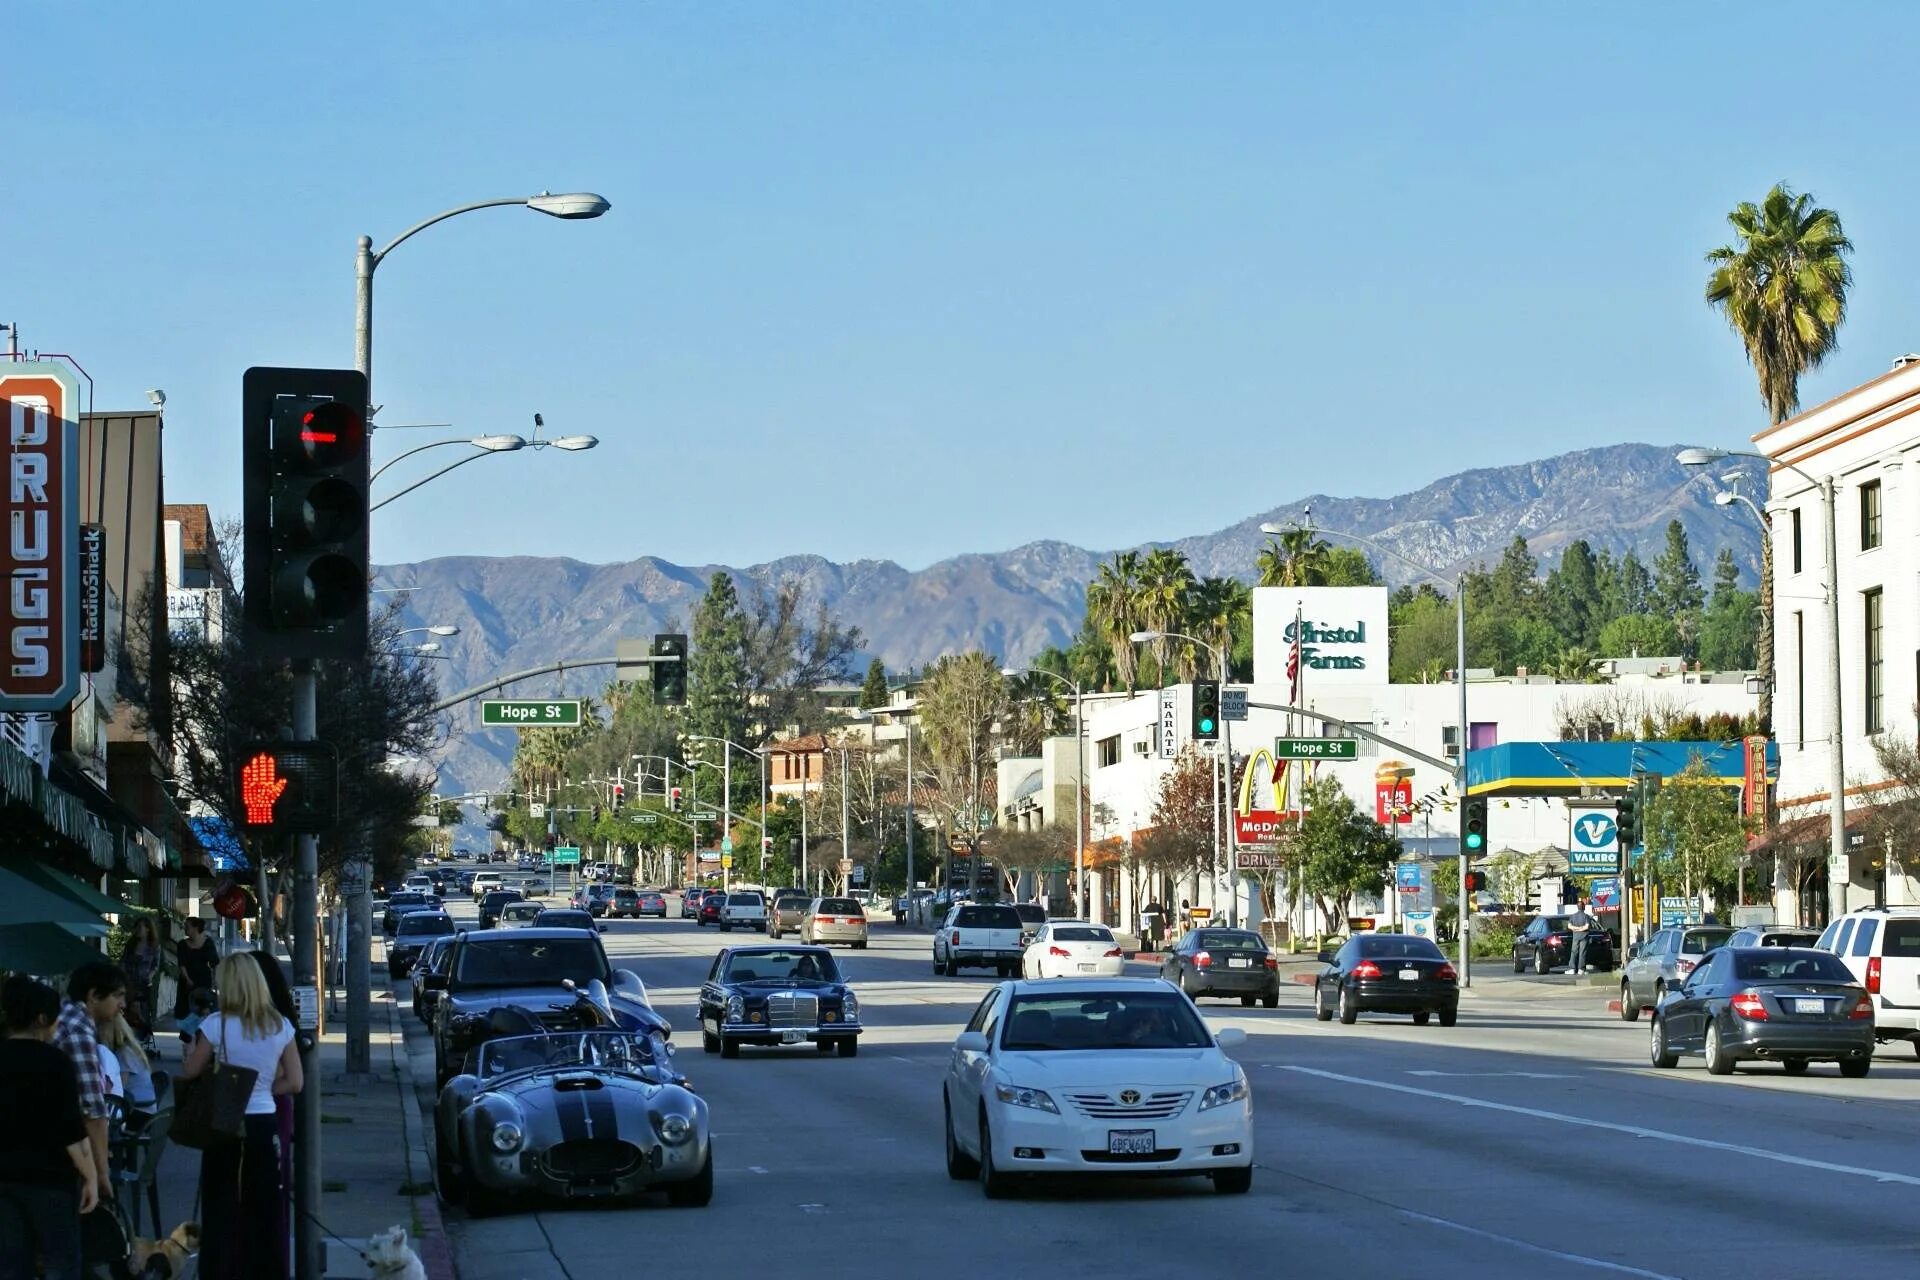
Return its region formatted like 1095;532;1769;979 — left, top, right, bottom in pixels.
1273;737;1358;760
481;700;583;727
1158;688;1178;759
551;846;581;866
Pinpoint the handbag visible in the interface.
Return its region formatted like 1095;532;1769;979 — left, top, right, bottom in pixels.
171;1018;259;1150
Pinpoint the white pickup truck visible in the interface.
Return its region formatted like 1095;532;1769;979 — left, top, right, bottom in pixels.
718;890;768;933
933;903;1027;977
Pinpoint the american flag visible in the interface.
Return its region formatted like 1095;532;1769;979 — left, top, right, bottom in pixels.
1285;604;1304;702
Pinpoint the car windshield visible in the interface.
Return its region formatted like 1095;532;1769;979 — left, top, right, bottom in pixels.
503;904;541;920
1052;926;1114;943
724;950;840;983
818;899;861;914
397;914;454;937
535;911;595;930
1195;930;1263;952
1683;929;1734;954
727;894;762;906
1000;992;1211;1051
474;1030;663;1079
454;937;609;986
1733;950;1854;983
1357;936;1447;960
1013;904;1046;924
955;906;1021;929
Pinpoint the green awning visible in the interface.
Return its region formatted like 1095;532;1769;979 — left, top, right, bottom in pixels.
0;922;106;975
4;858;125;917
0;863;108;929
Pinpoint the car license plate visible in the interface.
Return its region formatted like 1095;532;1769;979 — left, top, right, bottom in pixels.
781;1030;803;1044
1108;1129;1155;1156
1078;963;1096;972
1399;968;1420;980
1793;998;1826;1014
1228;958;1251;968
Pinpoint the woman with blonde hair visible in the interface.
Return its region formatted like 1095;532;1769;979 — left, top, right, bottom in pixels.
97;1014;158;1116
180;952;301;1280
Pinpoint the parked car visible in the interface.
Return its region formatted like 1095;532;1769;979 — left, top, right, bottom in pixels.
680;889;708;920
637;891;668;918
496;901;544;929
1023;922;1124;980
1160;928;1279;1006
1512;915;1616;975
1815;907;1920;1053
933;903;1026;977
607;887;644;919
382;891;439;935
767;892;813;938
477;889;524;931
1313;933;1459;1025
1649;946;1873;1077
697;944;862;1058
698;894;727;928
410;936;455;1022
1727;925;1822;949
802;897;869;948
389;910;456;977
1011;902;1047;948
941;978;1252;1196
718;891;768;933
1618;925;1735;1021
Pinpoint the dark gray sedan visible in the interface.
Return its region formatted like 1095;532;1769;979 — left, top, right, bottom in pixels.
1161;928;1280;1007
1649;947;1874;1077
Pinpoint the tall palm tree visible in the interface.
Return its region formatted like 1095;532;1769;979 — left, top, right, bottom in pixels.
1136;548;1196;680
1706;182;1853;731
1186;576;1251;679
1086;552;1142;693
1256;529;1331;587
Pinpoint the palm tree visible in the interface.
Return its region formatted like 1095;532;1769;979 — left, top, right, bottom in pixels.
1185;576;1250;680
1706;182;1853;731
1136;549;1196;680
1256;529;1331;587
1086;552;1142;693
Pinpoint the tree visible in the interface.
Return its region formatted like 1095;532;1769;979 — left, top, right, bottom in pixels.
1256;530;1328;588
1085;553;1143;693
859;658;890;709
1707;182;1853;729
1003;671;1071;757
1698;549;1758;671
1136;548;1196;679
1644;755;1750;903
739;579;864;742
1388;590;1455;683
1544;541;1605;649
1651;520;1705;657
1185;577;1249;681
917;653;1008;851
1295;775;1400;923
688;571;752;750
1597;613;1679;659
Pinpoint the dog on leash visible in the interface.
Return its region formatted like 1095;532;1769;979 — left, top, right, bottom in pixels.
366;1225;429;1280
128;1221;200;1279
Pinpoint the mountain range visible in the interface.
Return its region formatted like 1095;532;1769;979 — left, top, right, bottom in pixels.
381;442;1768;806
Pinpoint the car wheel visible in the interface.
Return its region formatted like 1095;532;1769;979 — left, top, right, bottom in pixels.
837;1038;859;1058
978;1114;1014;1199
856;941;868;950
1212;1164;1253;1195
1840;1055;1872;1079
1263;992;1279;1009
1513;948;1524;974
719;922;731;933
933;955;947;976
944;1096;978;1179
466;1179;507;1218
816;1039;834;1053
1313;984;1333;1022
666;1143;714;1207
1649;1016;1678;1069
1534;949;1550;976
1338;986;1358;1025
433;1133;465;1205
1782;1058;1810;1077
769;927;781;939
1414;1011;1431;1026
1437;1007;1457;1027
1241;996;1256;1008
720;1037;740;1060
1619;983;1640;1022
701;1022;719;1054
1911;1038;1920;1060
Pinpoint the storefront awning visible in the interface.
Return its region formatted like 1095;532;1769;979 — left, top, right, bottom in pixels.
0;862;112;929
4;858;127;917
0;922;108;975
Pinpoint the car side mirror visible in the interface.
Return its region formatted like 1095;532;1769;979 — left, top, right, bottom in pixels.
1317;949;1334;964
1214;1027;1247;1050
954;1031;990;1055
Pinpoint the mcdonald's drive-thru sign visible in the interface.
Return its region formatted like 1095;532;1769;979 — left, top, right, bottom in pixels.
1;362;82;713
1235;747;1301;844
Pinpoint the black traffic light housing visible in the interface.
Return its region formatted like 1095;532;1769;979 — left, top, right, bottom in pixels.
1192;680;1221;742
1461;796;1488;855
1617;788;1640;849
652;633;688;705
234;741;339;833
669;785;684;812
242;367;371;661
1465;870;1488;893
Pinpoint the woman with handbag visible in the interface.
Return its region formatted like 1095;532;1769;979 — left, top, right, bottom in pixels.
178;953;302;1280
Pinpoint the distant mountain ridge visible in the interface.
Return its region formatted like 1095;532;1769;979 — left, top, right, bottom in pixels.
384;442;1765;805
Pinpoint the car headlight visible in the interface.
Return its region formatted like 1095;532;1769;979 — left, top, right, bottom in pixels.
993;1083;1059;1114
654;1113;693;1145
842;991;859;1020
491;1122;524;1152
726;996;744;1023
1200;1076;1249;1112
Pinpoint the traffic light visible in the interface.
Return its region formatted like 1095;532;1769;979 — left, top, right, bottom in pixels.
612;782;625;811
669;785;684;812
1192;680;1221;742
234;742;339;833
1616;787;1640;849
242;368;371;661
1465;870;1488;893
652;633;688;705
1461;796;1488;854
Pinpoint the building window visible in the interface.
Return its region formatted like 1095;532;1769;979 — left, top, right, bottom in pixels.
1865;588;1885;734
1790;508;1803;573
1861;480;1883;550
1469;722;1499;751
1441;725;1459;757
1097;735;1121;768
1794;611;1805;748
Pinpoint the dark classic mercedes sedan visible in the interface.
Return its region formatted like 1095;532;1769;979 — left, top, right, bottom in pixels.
698;944;862;1058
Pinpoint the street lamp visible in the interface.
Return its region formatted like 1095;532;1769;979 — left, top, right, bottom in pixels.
1682;445;1846;922
371;432;594;512
850;706;921;923
1129;628;1234;927
371;434;525;483
1260;519;1473;986
688;734;773;887
397;625;460;638
1002;666;1086;918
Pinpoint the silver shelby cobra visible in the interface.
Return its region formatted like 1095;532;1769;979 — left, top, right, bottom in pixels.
434;982;712;1213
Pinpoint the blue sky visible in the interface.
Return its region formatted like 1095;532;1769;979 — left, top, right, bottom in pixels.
10;3;1919;571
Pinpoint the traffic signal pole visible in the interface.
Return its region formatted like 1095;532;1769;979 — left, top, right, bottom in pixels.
292;661;322;1280
1457;582;1470;989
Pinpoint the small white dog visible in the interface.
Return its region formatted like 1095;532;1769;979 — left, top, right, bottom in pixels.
365;1226;428;1280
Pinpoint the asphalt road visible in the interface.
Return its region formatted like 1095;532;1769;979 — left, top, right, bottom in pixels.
399;890;1920;1280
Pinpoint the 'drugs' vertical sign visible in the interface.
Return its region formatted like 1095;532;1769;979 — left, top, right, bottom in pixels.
1;362;82;712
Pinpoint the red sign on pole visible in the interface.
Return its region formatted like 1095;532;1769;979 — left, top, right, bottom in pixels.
1;363;81;713
1375;778;1413;824
1234;809;1302;844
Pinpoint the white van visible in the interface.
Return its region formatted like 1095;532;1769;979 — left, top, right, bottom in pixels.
1816;906;1920;1052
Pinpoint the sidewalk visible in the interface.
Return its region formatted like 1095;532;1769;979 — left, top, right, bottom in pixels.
146;945;455;1280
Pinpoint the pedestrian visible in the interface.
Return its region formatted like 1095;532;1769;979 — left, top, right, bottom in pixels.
182;952;301;1280
242;949;299;1265
1144;900;1166;951
1567;897;1594;976
0;974;99;1280
53;961;125;1214
120;919;161;1050
98;1014;158;1122
178;987;216;1051
174;916;219;1019
1179;899;1192;940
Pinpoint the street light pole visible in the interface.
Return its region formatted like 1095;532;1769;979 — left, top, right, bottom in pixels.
1002;667;1086;918
1129;631;1232;926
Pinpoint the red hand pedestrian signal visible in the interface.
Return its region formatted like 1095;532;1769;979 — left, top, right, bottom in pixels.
241;751;290;825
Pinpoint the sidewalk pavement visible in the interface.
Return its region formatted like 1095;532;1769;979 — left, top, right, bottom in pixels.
146;945;455;1280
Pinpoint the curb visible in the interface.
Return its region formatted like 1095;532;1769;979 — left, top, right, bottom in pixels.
378;945;458;1280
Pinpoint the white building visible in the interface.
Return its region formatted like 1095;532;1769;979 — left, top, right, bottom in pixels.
1758;355;1920;920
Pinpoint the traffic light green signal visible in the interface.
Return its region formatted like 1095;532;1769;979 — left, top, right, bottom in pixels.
1461;797;1488;853
1192;680;1221;742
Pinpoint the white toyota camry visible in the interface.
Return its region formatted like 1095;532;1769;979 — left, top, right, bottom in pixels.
941;978;1252;1197
1021;923;1126;979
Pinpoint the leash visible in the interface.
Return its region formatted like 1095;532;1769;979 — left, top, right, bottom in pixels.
299;1206;374;1269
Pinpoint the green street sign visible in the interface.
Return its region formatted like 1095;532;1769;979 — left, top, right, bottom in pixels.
551;846;581;865
690;809;719;821
722;836;734;854
635;813;659;824
480;700;583;728
1273;737;1357;760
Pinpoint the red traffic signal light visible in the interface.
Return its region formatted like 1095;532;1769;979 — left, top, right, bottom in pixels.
669;785;684;811
1465;871;1488;893
234;742;339;833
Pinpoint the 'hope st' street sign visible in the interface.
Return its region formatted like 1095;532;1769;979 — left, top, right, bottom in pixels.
1273;737;1358;760
480;700;583;727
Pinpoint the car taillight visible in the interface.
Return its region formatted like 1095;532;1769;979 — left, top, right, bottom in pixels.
1435;963;1457;982
1730;990;1769;1021
1675;957;1697;975
1264;955;1279;970
815;916;833;924
1352;960;1382;979
1868;957;1882;995
1049;946;1071;957
1103;947;1124;958
1195;951;1212;969
951;930;961;945
1850;995;1874;1020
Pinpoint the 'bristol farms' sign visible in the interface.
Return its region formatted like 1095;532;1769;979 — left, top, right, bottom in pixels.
1252;586;1389;688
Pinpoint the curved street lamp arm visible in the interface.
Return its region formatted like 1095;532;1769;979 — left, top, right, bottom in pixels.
371;448;500;512
1302;524;1458;593
1006;666;1082;696
373;197;531;264
371;436;485;483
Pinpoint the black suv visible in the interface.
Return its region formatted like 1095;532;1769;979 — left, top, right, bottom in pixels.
388;910;456;978
477;888;524;930
430;927;671;1087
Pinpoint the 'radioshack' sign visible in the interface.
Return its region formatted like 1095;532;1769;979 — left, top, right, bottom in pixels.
1;363;82;713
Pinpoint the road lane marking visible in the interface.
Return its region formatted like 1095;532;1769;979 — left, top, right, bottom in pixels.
1278;1065;1920;1187
1394;1207;1681;1279
1406;1070;1572;1079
